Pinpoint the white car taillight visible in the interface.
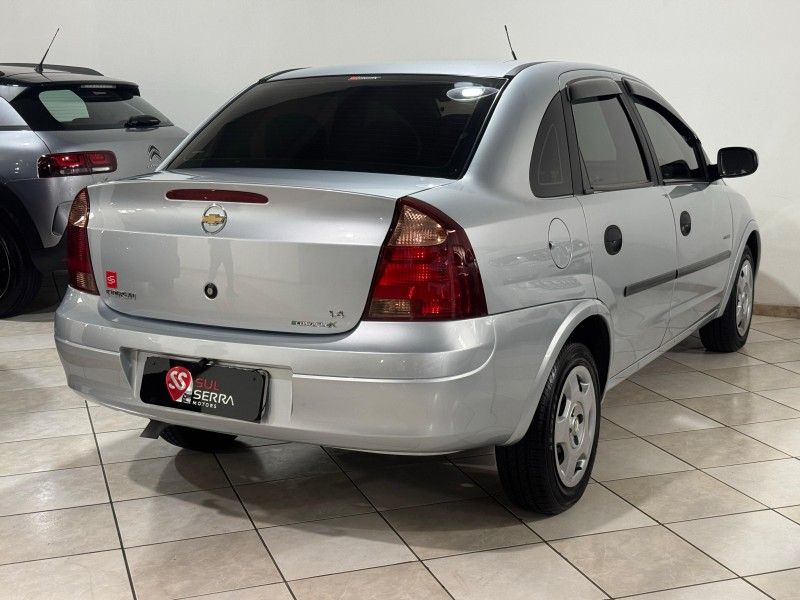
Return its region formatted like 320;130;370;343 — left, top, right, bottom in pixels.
66;188;98;294
365;196;487;321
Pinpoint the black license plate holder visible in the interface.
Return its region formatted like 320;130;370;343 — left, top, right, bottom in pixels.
139;356;267;422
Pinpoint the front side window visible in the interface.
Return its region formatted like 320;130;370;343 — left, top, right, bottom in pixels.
572;96;649;190
10;85;172;130
169;75;505;179
530;93;572;197
634;99;704;181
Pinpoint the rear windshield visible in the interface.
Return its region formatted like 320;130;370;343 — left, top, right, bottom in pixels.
169;75;505;178
10;84;172;130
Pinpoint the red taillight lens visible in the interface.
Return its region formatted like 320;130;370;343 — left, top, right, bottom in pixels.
366;197;487;321
66;188;98;294
38;151;117;178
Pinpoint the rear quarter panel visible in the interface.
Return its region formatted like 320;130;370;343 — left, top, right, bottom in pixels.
416;64;595;314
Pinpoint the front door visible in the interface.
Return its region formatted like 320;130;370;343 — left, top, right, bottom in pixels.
563;75;677;375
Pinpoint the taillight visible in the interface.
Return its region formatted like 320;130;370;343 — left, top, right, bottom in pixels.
38;151;117;178
66;188;98;294
366;197;487;321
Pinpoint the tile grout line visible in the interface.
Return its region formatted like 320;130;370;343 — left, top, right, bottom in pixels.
85;400;138;600
211;452;300;600
610;576;764;600
606;374;800;464
445;452;613;598
625;436;783;509
654;364;800;458
320;446;458;600
171;581;291;600
590;477;779;584
598;438;800;585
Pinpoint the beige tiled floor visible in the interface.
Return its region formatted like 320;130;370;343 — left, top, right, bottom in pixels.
2;306;800;599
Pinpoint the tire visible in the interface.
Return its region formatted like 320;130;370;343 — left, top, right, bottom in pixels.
496;342;600;514
699;247;754;352
0;222;42;317
160;425;238;452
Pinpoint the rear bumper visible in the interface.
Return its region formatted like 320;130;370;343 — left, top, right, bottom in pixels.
55;288;582;453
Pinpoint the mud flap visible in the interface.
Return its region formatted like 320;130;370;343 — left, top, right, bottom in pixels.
140;419;168;439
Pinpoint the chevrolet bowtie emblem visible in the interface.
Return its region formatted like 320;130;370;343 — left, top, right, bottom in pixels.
202;214;225;226
201;204;227;234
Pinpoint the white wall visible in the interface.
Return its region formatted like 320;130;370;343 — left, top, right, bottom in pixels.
5;0;800;305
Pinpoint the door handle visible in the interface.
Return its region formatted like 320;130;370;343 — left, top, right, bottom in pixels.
679;211;692;236
604;225;623;255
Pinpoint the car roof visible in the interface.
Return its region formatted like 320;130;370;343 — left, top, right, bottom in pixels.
0;63;136;87
267;60;622;81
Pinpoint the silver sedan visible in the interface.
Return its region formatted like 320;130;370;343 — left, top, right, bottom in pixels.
55;61;759;513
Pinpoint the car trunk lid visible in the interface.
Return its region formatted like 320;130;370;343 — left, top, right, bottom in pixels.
88;170;450;334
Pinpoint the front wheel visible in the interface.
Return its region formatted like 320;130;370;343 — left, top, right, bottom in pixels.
496;342;600;514
700;247;754;352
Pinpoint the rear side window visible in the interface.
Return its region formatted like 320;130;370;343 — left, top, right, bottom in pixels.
530;93;572;197
10;84;172;130
169;75;505;179
634;99;705;181
572;97;649;189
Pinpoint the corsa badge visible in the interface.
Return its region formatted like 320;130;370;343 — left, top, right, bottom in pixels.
165;366;193;402
201;204;227;234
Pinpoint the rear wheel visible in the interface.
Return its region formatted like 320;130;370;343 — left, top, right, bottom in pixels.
700;247;754;352
160;425;238;452
496;342;600;514
0;222;41;317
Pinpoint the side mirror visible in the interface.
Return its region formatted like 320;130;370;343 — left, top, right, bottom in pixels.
715;147;758;179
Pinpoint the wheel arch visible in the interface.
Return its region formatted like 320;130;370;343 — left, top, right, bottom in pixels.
0;183;43;253
746;229;761;273
716;220;759;319
503;299;613;446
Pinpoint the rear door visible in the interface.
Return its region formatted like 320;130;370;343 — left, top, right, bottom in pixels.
624;81;732;339
563;75;677;374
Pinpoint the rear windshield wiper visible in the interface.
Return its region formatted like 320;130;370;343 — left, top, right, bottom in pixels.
124;114;161;128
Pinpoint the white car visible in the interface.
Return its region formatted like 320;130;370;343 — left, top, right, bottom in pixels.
55;61;759;513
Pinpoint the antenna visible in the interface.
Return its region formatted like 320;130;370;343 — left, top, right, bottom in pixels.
504;25;517;61
35;28;60;74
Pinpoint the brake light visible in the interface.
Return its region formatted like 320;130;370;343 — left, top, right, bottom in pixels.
166;189;268;204
38;151;117;178
366;197;487;321
66;188;98;294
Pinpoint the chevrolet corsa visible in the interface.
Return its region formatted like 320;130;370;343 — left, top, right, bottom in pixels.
55;61;759;513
